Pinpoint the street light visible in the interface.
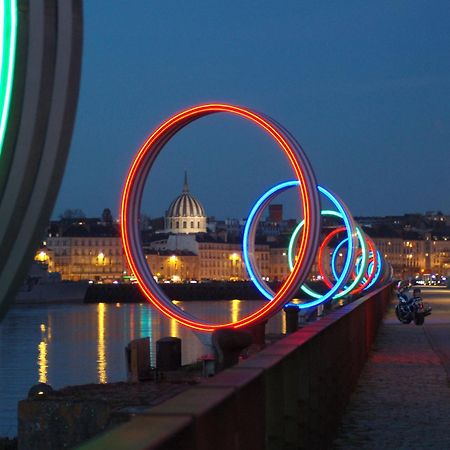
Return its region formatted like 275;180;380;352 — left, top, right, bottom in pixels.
169;255;178;281
229;253;240;280
36;251;48;262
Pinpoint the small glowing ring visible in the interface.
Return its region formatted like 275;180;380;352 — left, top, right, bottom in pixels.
319;225;369;298
243;183;357;308
288;209;341;272
121;104;321;332
327;226;369;295
287;188;360;301
290;215;368;299
342;236;377;294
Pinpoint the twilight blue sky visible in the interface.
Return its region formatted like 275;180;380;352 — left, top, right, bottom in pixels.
54;0;450;220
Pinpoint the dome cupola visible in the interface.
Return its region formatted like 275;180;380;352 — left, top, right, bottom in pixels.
165;172;207;234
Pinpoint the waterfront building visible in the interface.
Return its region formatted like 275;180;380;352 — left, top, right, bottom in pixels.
146;233;270;282
43;213;128;282
38;193;449;283
364;217;450;279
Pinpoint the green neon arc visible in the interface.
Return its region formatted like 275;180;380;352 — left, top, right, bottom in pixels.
0;0;18;158
288;210;368;300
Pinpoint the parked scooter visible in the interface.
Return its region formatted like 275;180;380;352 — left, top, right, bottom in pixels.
395;283;432;325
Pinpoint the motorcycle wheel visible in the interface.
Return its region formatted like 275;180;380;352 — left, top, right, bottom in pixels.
396;305;411;324
414;314;425;326
395;304;401;321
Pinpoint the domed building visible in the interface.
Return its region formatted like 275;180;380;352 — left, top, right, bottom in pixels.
165;173;207;234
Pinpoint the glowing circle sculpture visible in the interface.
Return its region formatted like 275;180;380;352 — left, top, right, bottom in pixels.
242;183;358;308
120;104;322;332
289;212;368;300
327;229;369;294
316;224;369;298
321;227;370;295
325;232;382;294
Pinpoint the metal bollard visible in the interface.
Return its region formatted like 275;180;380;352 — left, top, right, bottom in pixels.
156;337;182;371
284;305;299;333
125;337;151;382
212;329;252;372
317;303;324;317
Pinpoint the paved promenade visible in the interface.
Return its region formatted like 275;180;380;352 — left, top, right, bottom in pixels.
334;287;450;449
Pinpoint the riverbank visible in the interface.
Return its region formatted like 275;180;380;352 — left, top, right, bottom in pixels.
18;377;198;450
84;280;328;303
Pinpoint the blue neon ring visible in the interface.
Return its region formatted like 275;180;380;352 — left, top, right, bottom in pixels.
242;183;356;309
331;238;370;292
242;180;300;300
363;250;382;290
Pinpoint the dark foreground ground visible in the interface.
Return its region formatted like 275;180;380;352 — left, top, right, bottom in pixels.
334;287;450;449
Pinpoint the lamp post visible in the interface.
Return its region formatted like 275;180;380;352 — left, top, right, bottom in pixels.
229;253;240;280
169;255;179;282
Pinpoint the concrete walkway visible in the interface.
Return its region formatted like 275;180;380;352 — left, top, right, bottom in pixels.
334;288;450;449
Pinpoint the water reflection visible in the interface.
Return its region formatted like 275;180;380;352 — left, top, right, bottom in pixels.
0;300;285;437
37;321;49;383
231;299;240;323
97;303;107;383
170;318;179;338
37;341;48;383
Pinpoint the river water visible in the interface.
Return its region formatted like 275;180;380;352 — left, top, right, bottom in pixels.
0;300;286;437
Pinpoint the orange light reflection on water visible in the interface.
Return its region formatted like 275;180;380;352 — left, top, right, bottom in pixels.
97;303;107;383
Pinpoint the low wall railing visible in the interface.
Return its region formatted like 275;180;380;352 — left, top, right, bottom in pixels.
78;283;393;450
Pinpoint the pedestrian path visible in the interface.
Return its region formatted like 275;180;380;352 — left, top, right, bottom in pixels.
333;304;450;449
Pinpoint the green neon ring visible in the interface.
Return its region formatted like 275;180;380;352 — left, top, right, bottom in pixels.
0;0;17;158
324;226;369;295
288;211;368;299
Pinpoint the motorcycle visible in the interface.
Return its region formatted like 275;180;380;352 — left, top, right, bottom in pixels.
395;286;432;326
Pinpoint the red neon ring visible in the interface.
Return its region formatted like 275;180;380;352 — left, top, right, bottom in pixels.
120;103;321;332
318;228;377;294
318;227;347;289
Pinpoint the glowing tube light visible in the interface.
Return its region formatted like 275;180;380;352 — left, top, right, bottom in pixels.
242;183;357;309
120;104;321;331
320;225;369;298
242;180;300;300
0;0;17;157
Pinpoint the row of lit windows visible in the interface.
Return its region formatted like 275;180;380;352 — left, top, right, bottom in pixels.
48;238;120;247
200;260;243;268
66;265;123;272
201;252;232;259
53;249;122;257
200;270;238;277
72;249;122;256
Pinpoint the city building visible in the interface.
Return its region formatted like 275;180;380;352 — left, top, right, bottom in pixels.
145;233;270;282
39;189;449;283
42;210;128;282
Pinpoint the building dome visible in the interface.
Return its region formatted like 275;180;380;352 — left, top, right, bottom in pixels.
165;173;207;234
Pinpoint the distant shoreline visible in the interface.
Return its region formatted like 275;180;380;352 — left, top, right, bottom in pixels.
83;280;328;303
